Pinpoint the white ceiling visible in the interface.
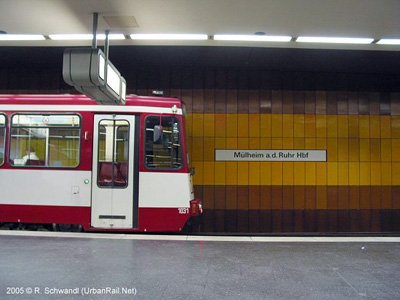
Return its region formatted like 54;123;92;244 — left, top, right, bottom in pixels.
1;0;400;50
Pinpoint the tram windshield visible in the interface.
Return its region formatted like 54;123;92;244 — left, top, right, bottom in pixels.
145;116;183;170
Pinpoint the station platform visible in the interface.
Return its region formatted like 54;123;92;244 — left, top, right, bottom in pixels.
0;231;399;300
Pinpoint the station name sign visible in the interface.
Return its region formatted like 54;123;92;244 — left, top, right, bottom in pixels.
215;150;327;162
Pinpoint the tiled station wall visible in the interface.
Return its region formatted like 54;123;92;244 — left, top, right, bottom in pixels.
1;66;400;233
186;90;400;233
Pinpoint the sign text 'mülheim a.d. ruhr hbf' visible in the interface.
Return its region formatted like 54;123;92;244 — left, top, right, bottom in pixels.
215;150;327;162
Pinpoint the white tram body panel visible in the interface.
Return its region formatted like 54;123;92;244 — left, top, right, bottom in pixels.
0;171;194;207
139;172;194;208
0;169;92;207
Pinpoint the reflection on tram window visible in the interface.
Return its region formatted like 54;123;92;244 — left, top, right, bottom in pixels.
0;115;5;166
145;116;182;170
9;114;81;167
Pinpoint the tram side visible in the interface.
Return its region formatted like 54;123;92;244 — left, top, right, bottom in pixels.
0;95;202;232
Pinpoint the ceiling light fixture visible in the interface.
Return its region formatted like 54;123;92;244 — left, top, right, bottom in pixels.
49;34;125;40
296;36;374;44
130;34;208;40
0;34;45;41
214;34;291;42
376;39;400;45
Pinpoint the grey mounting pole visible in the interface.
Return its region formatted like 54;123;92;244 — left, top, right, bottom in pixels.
105;30;110;59
92;12;98;49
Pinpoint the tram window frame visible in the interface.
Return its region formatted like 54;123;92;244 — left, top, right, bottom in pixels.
97;119;130;189
144;115;183;171
181;104;190;166
8;113;82;168
0;114;6;167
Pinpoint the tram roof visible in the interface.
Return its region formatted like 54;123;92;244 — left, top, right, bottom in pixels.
0;94;184;109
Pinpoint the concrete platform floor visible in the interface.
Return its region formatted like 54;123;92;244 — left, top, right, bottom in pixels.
0;231;399;300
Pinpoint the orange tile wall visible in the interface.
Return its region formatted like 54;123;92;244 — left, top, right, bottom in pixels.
184;90;400;233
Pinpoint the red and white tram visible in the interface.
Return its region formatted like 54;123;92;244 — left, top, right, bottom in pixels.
0;94;202;232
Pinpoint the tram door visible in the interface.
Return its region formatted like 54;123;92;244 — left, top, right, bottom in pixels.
91;115;137;229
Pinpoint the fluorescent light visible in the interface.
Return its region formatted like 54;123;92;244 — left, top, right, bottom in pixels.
49;34;93;40
130;34;208;40
49;34;125;40
377;39;400;45
296;36;374;44
0;34;45;41
98;34;125;40
214;35;291;42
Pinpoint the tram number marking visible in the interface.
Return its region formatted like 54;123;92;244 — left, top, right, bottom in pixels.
178;207;189;214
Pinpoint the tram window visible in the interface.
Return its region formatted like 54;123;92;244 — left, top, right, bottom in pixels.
0;115;5;166
9;114;80;167
97;120;129;188
145;116;182;170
